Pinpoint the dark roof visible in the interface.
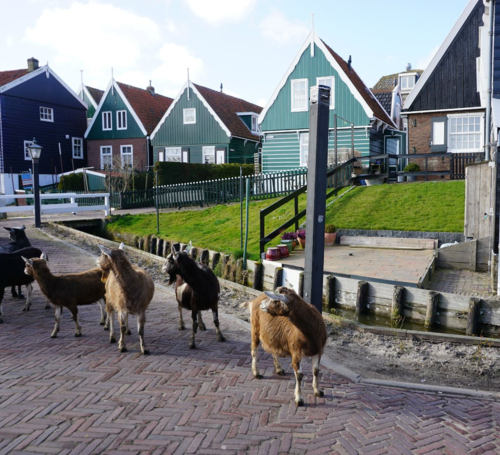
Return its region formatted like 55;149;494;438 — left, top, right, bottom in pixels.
193;84;262;140
372;70;424;90
321;41;396;128
86;86;104;105
0;69;29;88
117;82;173;135
372;89;393;115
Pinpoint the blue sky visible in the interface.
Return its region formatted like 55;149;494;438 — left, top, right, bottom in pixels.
1;0;471;106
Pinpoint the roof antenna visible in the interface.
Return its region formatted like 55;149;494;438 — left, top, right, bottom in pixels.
187;68;190;101
80;70;84;99
46;62;50;78
310;13;315;57
220;83;223;93
111;67;114;95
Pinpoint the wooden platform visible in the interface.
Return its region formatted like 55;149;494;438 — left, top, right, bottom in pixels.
340;235;438;250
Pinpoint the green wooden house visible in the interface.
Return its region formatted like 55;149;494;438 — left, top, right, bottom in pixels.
259;32;403;173
78;85;104;124
84;79;172;171
150;82;262;165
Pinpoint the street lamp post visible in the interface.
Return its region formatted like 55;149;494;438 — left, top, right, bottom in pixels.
27;138;43;228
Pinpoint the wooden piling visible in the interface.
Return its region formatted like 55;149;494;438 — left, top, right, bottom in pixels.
298;272;305;298
356;281;368;314
425;291;440;329
326;275;336;310
392;286;405;323
156;238;163;257
253;262;263;291
273;267;283;291
466;298;482;336
200;249;209;266
212;252;221;271
163;241;171;257
190;247;198;261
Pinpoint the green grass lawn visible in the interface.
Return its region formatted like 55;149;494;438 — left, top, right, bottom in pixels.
106;180;465;260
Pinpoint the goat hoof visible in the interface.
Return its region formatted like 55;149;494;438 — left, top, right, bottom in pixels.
109;338;116;344
99;321;105;326
142;349;150;355
51;334;57;338
119;346;128;353
104;326;109;331
199;324;207;331
254;374;263;379
178;326;186;331
295;399;304;407
217;334;226;342
276;369;286;376
315;390;324;397
45;305;51;310
126;329;132;336
188;343;196;349
0;318;3;324
75;333;82;338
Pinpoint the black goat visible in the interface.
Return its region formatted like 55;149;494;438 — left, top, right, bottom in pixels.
162;245;225;349
0;247;42;323
0;226;32;298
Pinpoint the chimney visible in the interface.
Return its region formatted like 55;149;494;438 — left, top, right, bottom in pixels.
147;80;155;95
220;83;223;93
27;57;39;72
347;55;352;71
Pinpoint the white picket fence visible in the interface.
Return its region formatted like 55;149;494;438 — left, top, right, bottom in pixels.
0;193;111;216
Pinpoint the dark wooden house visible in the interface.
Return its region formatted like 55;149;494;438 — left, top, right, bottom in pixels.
0;58;88;195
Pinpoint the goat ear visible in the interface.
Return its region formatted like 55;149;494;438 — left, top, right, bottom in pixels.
4;227;12;232
98;244;112;257
21;256;33;266
119;242;125;250
264;291;279;300
41;252;48;261
264;291;290;304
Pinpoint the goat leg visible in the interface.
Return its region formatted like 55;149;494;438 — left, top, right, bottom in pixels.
97;299;106;325
292;357;304;407
197;312;206;331
22;283;33;312
311;354;324;398
71;307;82;337
125;313;132;335
189;310;198;349
108;311;116;342
44;300;51;310
178;304;185;330
51;306;62;338
11;285;18;299
273;354;285;376
137;311;149;355
212;309;225;342
118;311;128;352
17;285;24;299
251;334;262;379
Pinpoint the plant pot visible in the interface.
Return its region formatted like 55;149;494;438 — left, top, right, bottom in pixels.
280;240;293;254
277;244;290;258
298;237;306;249
265;247;281;261
324;232;337;246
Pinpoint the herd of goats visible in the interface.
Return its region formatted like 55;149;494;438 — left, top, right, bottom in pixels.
0;226;327;406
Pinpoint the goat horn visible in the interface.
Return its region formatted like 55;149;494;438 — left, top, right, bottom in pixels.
98;244;112;256
21;256;33;266
119;242;125;250
263;291;290;304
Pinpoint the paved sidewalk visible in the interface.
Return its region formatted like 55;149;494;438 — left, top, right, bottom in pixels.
0;222;499;454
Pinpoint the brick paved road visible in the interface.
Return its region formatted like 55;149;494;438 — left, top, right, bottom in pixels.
0;223;499;454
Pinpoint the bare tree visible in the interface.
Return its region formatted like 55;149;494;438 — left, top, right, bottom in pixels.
103;156;139;193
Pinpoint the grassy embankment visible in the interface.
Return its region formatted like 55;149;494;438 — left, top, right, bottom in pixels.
106;180;465;260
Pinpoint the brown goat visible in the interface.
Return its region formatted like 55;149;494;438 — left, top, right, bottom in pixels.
240;287;327;406
23;253;106;338
97;244;154;355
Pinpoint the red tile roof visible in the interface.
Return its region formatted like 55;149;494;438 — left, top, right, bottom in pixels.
117;82;173;135
321;41;396;128
86;86;104;105
0;69;28;88
193;84;262;141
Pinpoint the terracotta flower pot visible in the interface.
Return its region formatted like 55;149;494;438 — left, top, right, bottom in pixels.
277;244;290;258
298;237;306;249
324;232;337;246
266;247;281;261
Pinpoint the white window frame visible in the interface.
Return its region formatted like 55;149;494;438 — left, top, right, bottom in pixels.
120;145;133;168
183;108;196;124
72;137;83;159
100;146;112;169
399;73;417;92
291;78;308;112
316;76;335;109
203;146;215;164
299;132;309;167
24;140;34;161
40;107;54;122
447;113;484;153
251;115;259;134
116;110;127;130
102;111;112;131
165;147;182;162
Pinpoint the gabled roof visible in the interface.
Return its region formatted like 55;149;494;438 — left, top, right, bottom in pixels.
372;70;423;91
85;79;173;138
372;89;393;116
0;65;87;109
150;81;262;141
79;85;104;110
403;0;480;109
117;82;173;135
258;32;396;129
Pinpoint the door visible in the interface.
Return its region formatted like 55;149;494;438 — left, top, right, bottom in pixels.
216;149;226;164
182;150;189;163
385;137;401;181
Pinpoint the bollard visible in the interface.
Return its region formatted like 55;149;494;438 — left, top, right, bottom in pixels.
253;262;263;291
391;286;405;323
466;298;482;336
356;281;368;314
326;275;336;310
425;291;440;329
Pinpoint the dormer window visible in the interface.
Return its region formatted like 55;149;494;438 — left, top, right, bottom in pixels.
399;74;417;92
251;116;259;133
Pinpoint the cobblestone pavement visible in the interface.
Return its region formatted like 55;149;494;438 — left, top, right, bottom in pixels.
0;222;499;454
429;269;496;299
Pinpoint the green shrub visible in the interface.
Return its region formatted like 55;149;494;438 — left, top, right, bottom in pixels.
325;224;337;233
154;162;254;185
58;173;84;191
404;163;420;172
213;261;223;277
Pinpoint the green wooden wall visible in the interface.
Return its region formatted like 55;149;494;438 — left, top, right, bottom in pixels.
82;91;96;119
86;88;144;140
261;43;371;132
262;128;371;173
151;87;229;147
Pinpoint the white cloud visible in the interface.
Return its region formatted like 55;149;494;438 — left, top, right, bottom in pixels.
6;36;14;47
416;45;440;70
259;9;309;46
185;0;256;26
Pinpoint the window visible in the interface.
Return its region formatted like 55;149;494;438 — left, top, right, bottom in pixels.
24;140;34;161
291;79;308;112
100;146;112;169
121;145;133;167
183;108;196;124
251;116;259;133
399;74;416;92
116;110;127;130
102;111;112;130
164;147;181;162
317;76;335;109
448;115;483;153
40;107;53;122
72;137;83;159
203;146;215;164
300;132;309;166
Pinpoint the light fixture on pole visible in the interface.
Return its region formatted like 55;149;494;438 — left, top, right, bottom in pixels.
27;138;43;228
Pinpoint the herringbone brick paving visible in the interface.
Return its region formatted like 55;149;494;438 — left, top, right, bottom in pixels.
0;223;499;454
